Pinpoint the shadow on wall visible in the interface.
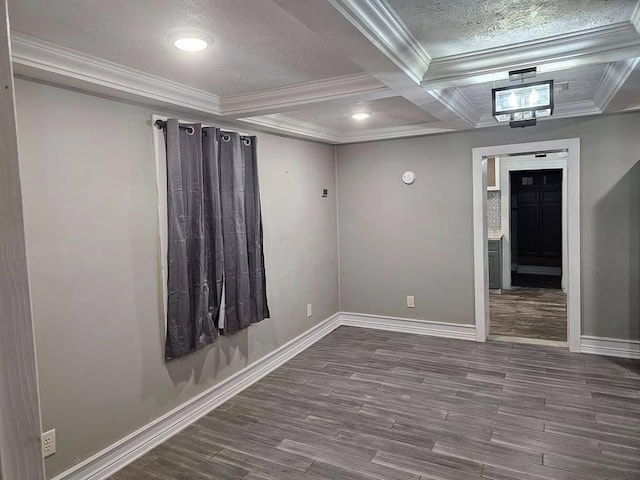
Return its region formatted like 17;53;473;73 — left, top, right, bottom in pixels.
593;160;640;341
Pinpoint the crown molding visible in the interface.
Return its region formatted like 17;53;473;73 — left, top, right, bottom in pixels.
10;33;223;116
632;0;640;33
428;87;481;126
339;122;452;143
240;114;342;143
326;0;431;84
593;57;640;111
422;22;640;90
221;73;394;117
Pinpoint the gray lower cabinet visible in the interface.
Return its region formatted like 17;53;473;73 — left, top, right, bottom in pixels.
488;239;502;289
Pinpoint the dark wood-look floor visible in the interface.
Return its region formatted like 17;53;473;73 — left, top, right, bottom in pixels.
490;288;567;341
110;327;640;480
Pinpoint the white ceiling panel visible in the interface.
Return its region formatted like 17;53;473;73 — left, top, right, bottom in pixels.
8;0;361;95
390;0;637;57
284;96;439;131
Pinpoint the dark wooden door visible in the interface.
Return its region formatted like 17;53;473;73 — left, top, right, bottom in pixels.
511;169;562;267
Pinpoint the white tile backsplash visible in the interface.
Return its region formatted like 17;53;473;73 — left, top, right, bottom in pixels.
487;190;501;235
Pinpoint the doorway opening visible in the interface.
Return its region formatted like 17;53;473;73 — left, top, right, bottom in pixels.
487;153;567;343
472;139;581;352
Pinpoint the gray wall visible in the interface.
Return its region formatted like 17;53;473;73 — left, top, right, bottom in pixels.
14;79;339;477
337;112;640;340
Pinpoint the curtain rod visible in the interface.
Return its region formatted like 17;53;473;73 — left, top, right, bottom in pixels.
154;119;251;137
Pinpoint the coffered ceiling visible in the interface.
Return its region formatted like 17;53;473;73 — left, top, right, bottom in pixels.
8;0;640;143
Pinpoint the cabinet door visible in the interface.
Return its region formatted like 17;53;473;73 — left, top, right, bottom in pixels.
488;250;502;289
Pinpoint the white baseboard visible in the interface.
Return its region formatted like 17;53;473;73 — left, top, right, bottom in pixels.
59;313;640;480
339;312;476;341
580;336;640;359
53;313;342;480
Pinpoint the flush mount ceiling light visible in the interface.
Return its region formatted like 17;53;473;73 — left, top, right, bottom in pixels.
493;68;554;128
352;112;371;120
169;32;212;52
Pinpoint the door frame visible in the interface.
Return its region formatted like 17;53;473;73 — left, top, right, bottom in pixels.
472;138;581;352
500;155;568;291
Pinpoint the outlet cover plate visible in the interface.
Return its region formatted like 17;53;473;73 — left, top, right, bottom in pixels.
42;429;56;458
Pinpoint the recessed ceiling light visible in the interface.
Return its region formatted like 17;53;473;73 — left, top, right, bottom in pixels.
352;112;371;120
169;32;212;52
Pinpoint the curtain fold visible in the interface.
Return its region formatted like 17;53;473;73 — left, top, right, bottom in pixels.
163;120;269;359
219;133;270;335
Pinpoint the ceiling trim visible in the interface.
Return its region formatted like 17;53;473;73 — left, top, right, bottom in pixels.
594;57;640;111
340;122;452;143
632;0;640;33
240;113;341;143
422;23;640;90
326;0;431;84
428;87;481;126
10;33;223;116
221;73;394;117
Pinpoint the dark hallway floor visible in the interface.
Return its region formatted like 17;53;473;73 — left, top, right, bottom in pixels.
490;287;567;341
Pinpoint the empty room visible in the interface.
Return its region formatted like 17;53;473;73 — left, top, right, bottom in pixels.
1;1;640;480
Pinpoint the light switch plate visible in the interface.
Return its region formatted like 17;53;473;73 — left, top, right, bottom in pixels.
406;295;415;308
306;304;312;317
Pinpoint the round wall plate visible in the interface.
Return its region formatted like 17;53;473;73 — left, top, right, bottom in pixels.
402;171;416;185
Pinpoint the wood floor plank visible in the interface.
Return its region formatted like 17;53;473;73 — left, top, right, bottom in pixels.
109;327;640;480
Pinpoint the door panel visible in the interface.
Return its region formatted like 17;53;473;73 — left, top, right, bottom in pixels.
511;169;562;268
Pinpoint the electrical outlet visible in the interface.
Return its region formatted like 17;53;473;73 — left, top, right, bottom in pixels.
306;304;313;317
406;295;415;308
42;429;56;458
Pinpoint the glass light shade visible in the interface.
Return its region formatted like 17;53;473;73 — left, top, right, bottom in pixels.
492;80;554;123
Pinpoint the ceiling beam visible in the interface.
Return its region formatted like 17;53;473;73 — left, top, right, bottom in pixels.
240;113;342;143
221;73;395;117
594;57;640;112
271;0;474;128
422;22;640;90
428;87;482;126
326;0;430;84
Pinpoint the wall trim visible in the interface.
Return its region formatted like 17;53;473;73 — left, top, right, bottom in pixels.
422;22;640;90
327;0;431;84
51;311;474;479
581;336;640;359
339;313;477;340
49;311;640;480
52;313;342;480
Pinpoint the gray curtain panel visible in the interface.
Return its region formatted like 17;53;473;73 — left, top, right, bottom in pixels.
219;132;270;335
164;120;224;360
163;120;269;359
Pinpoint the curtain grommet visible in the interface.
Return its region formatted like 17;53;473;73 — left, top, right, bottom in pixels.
186;126;195;135
222;134;231;142
242;138;251;146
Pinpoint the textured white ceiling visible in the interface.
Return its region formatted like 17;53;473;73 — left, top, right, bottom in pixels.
285;96;439;131
7;0;640;141
458;63;608;114
8;0;361;95
390;0;637;57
